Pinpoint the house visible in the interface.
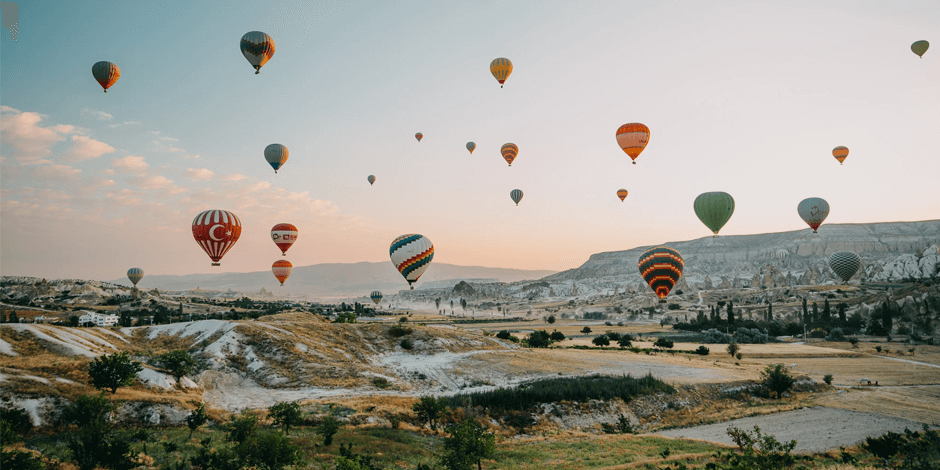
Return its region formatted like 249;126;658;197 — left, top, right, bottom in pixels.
78;311;119;327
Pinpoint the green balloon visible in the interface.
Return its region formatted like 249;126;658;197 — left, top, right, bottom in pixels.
694;192;735;236
911;40;929;58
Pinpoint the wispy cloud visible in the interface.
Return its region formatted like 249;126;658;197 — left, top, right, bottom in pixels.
221;173;247;182
63;135;115;162
32;163;81;181
81;108;113;120
112;155;149;173
108;121;141;128
185;168;214;181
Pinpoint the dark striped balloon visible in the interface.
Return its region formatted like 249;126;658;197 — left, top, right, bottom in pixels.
829;251;861;283
370;291;383;305
638;246;684;301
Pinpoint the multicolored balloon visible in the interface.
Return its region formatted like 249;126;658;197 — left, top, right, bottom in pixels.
638;246;684;302
617;189;628;201
240;31;275;74
389;234;434;290
415;132;423;142
270;223;298;256
616;123;650;164
368;175;376;185
832;146;849;165
272;260;293;286
911;40;929;58
510;189;523;206
501;143;518;166
192;210;242;266
694;192;735;237
490;58;513;88
92;61;120;92
466;142;476;154
370;291;383;305
829;251;861;283
776;249;790;260
264;144;289;173
798;197;830;233
127;268;144;287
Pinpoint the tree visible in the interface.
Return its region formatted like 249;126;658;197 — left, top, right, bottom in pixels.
760;364;795;397
767;302;773;322
823;299;831;322
88;351;143;394
546;315;556;324
157;349;197;380
440;419;495;470
812;302;818;323
837;303;847;324
525;330;553;348
318;415;341;446
1;405;33;443
580;326;592;334
60;393;131;470
592;335;610;347
617;336;633;348
7;311;18;323
727;301;735;326
227;411;258;444
186;401;209;438
882;300;894;333
268;401;303;435
119;312;133;327
413;396;447;432
801;298;808;324
727;342;740;358
654;337;674;350
549;330;565;341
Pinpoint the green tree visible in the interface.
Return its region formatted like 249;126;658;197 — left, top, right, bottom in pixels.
580;326;592;334
727;301;735;326
60;393;132;470
801;297;808;324
549;330;565;341
186;401;210;439
727;342;740;358
716;425;797;470
653;337;674;350
617;336;633;348
227;411;258;444
592;335;610;347
546;315;556;324
88;351;143;394
1;405;33;444
440;419;496;470
268;401;303;435
8;311;18;323
812;302;818;323
767;302;773;322
233;431;303;470
823;298;831;322
760;364;795;398
318;415;341;446
524;330;553;348
413;396;448;432
157;349;197;380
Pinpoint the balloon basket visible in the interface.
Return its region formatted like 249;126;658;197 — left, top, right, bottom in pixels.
212;263;220;266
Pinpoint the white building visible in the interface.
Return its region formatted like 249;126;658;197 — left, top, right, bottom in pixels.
78;311;119;327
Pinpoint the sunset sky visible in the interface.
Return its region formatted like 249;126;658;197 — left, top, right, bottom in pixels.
2;1;938;282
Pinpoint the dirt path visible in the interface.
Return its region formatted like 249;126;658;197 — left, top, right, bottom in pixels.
651;406;935;453
874;355;940;369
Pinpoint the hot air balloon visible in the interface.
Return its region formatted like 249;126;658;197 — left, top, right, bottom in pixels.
829;251;861;283
638;246;684;303
368;175;376;185
415;132;423;142
694;192;735;237
617;189;628;201
272;260;292;286
775;249;789;261
466;142;476;154
264;144;289;173
912;40;929;58
390;234;434;290
490;58;513;88
370;291;383;305
616;123;650;164
510;189;523;206
501;143;518;166
192;210;242;266
798;197;829;233
127;268;144;287
92;61;120;92
270;223;298;256
240;31;275;74
832;146;849;165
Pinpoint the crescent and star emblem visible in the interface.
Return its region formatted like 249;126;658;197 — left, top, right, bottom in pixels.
209;224;225;241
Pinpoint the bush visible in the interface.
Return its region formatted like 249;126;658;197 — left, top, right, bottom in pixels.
896;324;911;335
827;328;846;341
1;405;33;443
525;330;553;348
227;411;259;444
549;330;565;341
809;328;827;339
849;337;859;347
714;425;797;470
440;419;495;470
605;321;613;326
268;401;303;435
389;324;413;337
736;352;743;360
1;450;45;470
667;303;681;310
863;425;940;468
496;330;513;340
318;415;341;446
156;349;197;380
592;335;610;347
400;338;414;350
605;331;621;341
732;328;768;344
88;351;143;394
546;315;556;324
823;374;833;385
727;342;740;357
875;346;883;353
703;329;733;344
186;401;210;438
617;336;633;348
412;396;447;432
760;364;795;397
653;337;674;349
694;345;710;356
335;443;380;470
580;326;592;334
235;431;304;470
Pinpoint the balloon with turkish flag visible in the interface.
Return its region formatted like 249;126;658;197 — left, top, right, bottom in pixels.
192;210;242;266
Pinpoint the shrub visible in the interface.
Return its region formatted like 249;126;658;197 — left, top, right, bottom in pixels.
496;330;513;340
736;353;742;360
667;303;681;310
440;419;495;470
760;364;795;397
654;337;674;349
412;396;447;432
0;405;33;443
156;349;197;380
400;338;414;350
849;337;859;348
389;324;413;337
88;351;143;394
318;415;341;446
186;401;210;438
605;331;621;341
549;330;565;341
605;321;613;326
546;315;556;324
235;431;304;470
617;321;624;326
335;443;380;470
227;411;259;444
713;425;797;469
268;401;303;435
694;345;710;355
1;450;45;470
809;328;827;339
617;336;633;348
863;425;940;468
732;328;768;344
525;330;553;348
703;329;733;344
875;345;883;352
592;335;610;347
399;316;408;323
896;324;911;335
823;374;833;385
827;328;846;341
727;342;740;357
580;326;592;334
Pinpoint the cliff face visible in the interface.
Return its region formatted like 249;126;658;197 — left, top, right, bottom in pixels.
545;220;940;284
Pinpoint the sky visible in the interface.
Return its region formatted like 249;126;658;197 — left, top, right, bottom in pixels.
1;0;938;282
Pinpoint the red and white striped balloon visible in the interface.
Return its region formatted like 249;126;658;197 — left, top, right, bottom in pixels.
272;260;292;285
192;210;242;266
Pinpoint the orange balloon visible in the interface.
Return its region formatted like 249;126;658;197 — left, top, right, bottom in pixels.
832;146;849;165
616;123;650;164
272;260;293;286
617;189;628;201
501;143;518;166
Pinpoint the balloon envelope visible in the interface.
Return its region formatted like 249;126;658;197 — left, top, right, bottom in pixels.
832;146;849;165
415;132;423;142
501;143;518;166
829;251;861;283
776;249;789;260
272;260;293;286
616;123;650;164
368;175;376;185
390;234;434;289
489;58;513;87
264;144;289;173
617;189;628;201
798;197;830;233
192;210;242;266
510;189;523;206
270;223;298;256
911;40;929;58
638;246;684;300
127;268;144;286
370;291;383;305
694;192;735;236
466;142;476;154
241;31;275;73
92;61;120;92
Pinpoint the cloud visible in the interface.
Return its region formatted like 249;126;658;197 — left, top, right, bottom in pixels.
81;108;113;120
63;135;115;162
112;155;149;173
0;106;66;163
221;173;247;182
180;154;200;160
160;136;179;142
168;147;184;152
245;181;271;192
108;121;141;128
129;174;181;191
185;168;214;181
32;163;81;181
106;188;144;207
